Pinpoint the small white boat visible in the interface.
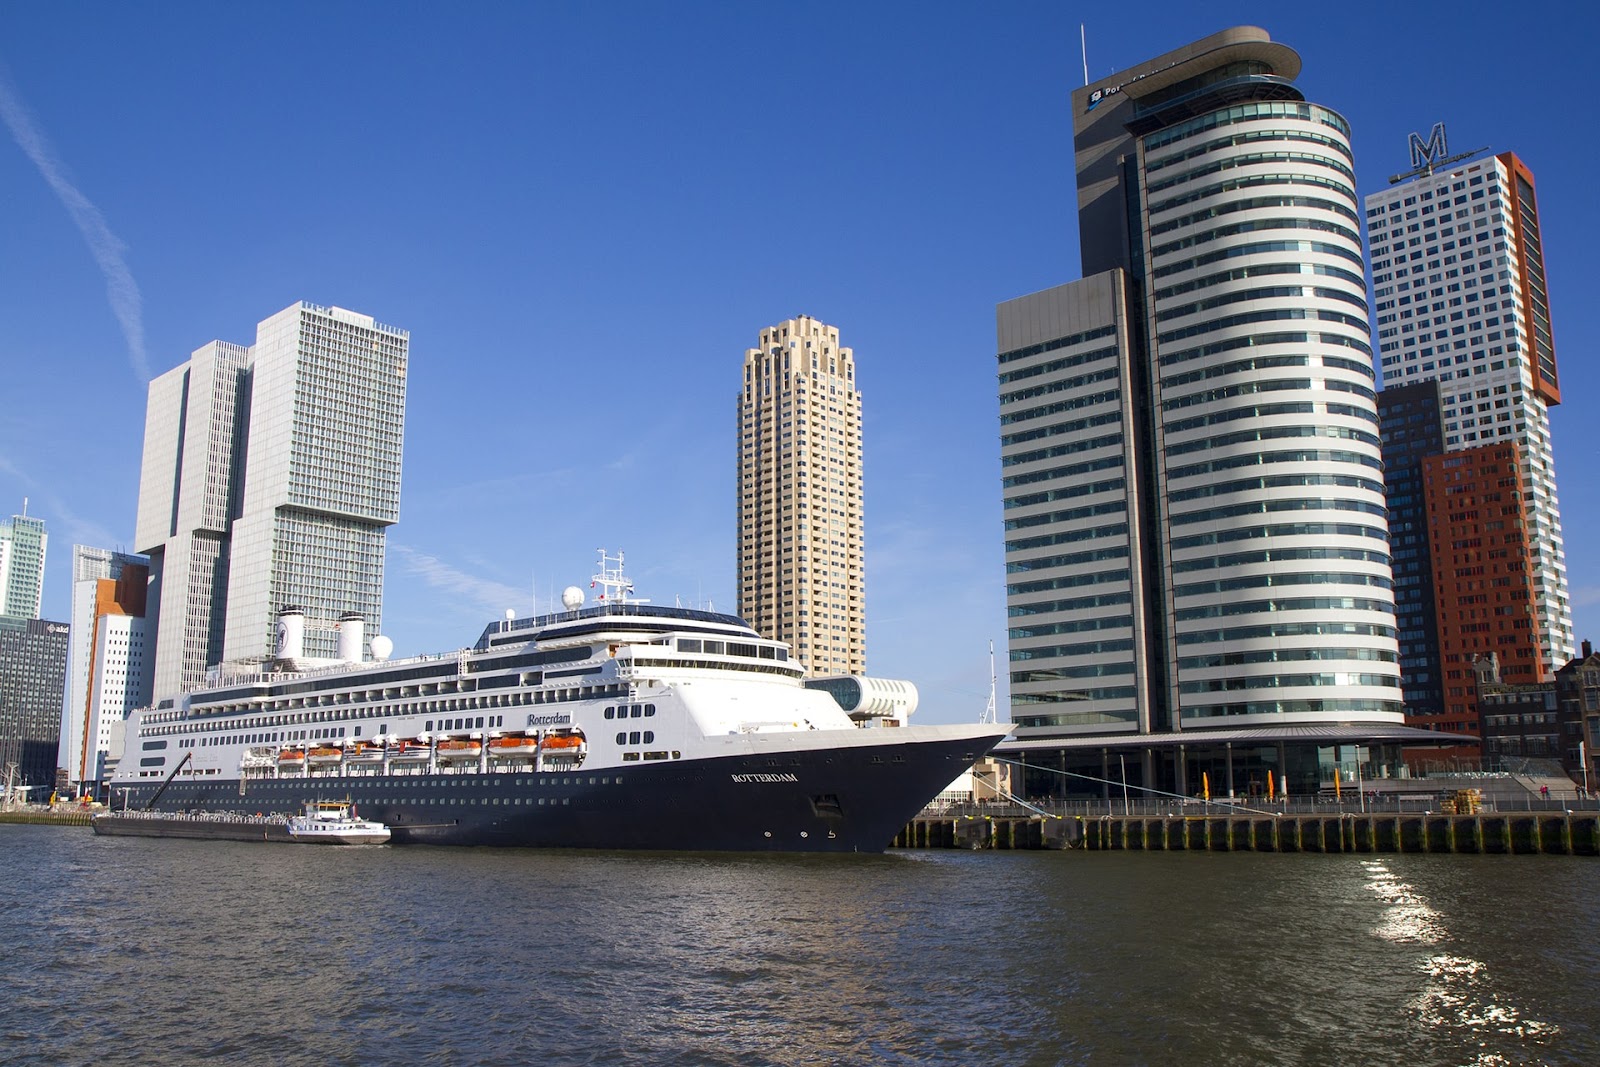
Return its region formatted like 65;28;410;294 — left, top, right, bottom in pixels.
286;801;390;845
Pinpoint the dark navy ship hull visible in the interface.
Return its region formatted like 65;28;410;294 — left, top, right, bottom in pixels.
114;731;996;852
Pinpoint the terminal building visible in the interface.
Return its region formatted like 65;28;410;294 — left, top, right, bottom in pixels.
992;27;1453;801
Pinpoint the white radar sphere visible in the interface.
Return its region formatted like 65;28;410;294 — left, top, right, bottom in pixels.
369;634;394;661
561;586;585;609
505;608;516;621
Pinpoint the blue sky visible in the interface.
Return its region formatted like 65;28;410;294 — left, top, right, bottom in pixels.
2;3;1596;724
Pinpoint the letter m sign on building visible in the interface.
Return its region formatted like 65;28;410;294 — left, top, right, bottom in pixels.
1408;122;1448;170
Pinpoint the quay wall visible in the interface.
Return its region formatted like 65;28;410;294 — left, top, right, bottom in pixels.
0;811;92;827
894;813;1600;856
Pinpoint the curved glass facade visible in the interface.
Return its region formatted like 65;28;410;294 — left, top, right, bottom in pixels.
1141;104;1402;726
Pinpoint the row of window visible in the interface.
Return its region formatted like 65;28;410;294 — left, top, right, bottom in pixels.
603;704;656;720
1173;596;1396;622
1181;698;1403;719
1169;520;1386;552
1145;122;1353;178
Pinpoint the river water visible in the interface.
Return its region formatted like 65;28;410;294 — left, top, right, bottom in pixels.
3;825;1596;1066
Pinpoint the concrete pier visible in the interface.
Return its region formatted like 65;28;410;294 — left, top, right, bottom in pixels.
894;812;1600;856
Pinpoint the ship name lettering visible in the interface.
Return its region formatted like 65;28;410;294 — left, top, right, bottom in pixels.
526;712;573;727
730;773;799;784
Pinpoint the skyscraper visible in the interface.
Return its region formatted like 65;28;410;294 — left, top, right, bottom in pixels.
58;546;150;796
1366;146;1572;745
136;340;251;698
136;302;408;698
995;27;1426;798
0;502;47;620
0;617;69;796
0;507;66;795
737;316;864;677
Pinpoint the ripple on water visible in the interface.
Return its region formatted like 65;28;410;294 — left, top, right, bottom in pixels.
2;831;1598;1066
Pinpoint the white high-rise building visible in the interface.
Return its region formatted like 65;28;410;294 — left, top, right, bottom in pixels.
737;316;865;677
1365;149;1573;673
136;341;251;698
0;503;47;620
58;546;150;794
136;303;408;698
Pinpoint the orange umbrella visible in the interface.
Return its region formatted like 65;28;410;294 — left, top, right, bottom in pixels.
1267;770;1275;799
1202;771;1210;801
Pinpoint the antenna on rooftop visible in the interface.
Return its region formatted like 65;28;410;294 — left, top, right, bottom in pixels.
1080;25;1089;88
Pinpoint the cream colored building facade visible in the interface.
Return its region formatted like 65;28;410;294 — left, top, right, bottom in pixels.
738;316;864;676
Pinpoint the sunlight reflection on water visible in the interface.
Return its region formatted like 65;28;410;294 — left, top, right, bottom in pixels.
1361;859;1563;1064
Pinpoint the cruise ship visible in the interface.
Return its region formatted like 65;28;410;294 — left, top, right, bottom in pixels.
107;555;1008;851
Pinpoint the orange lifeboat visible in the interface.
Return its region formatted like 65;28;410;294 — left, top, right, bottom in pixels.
538;732;586;763
488;736;539;760
277;747;307;769
308;745;344;766
436;738;483;761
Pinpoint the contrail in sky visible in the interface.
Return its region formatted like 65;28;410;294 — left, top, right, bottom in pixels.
391;544;526;616
0;69;151;382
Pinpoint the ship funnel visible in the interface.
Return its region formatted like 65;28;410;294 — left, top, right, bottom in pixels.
276;609;305;661
338;613;365;663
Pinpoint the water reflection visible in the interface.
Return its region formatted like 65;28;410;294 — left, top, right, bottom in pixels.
1359;858;1562;1063
1362;859;1446;944
3;829;1598;1066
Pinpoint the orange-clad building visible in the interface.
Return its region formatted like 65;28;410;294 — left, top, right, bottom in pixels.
1422;442;1546;762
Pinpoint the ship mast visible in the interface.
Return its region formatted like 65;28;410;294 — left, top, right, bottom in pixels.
981;641;998;724
591;548;637;607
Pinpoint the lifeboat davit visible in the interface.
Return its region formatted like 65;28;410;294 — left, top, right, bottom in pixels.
345;742;383;764
389;740;430;762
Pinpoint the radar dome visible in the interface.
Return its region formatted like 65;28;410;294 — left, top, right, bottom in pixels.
505;608;516;621
561;586;585;609
369;634;394;661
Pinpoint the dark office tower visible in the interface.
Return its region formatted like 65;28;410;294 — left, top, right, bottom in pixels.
996;27;1428;799
1378;382;1446;722
0;617;70;796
